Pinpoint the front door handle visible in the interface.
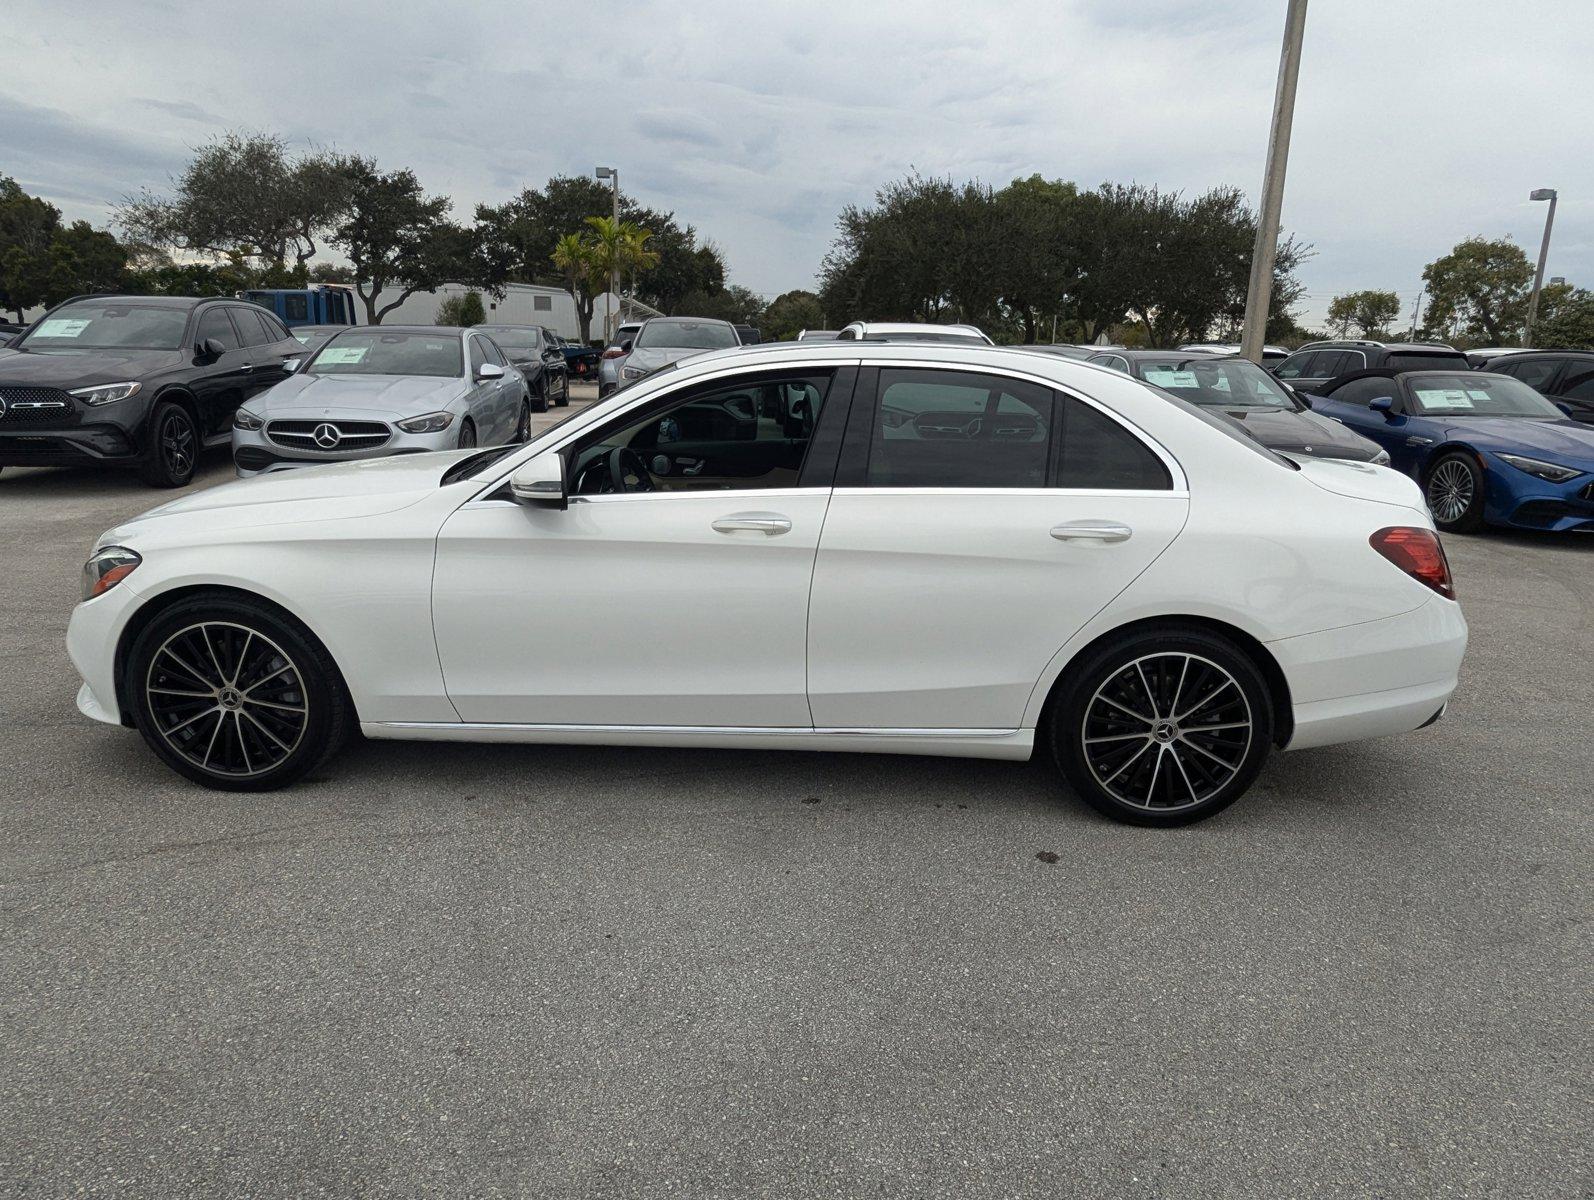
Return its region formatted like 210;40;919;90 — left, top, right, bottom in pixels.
712;512;792;536
1051;521;1132;543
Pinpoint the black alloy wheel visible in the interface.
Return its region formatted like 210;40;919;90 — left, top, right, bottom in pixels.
1050;628;1273;826
138;401;199;488
126;595;351;790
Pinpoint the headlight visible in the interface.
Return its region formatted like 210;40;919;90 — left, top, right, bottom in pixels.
1370;449;1391;466
69;381;141;406
233;408;263;431
81;546;141;601
397;410;456;434
621;365;647;380
1496;453;1581;483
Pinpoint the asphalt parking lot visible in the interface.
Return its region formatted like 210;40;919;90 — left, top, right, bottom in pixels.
2;401;1589;1197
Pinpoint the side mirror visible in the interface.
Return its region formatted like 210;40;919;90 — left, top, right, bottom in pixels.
1555;401;1575;418
477;361;505;380
620;340;633;353
202;337;229;358
1369;396;1395;414
509;454;566;509
282;357;301;373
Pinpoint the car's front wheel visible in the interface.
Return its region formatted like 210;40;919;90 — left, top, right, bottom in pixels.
1048;628;1274;826
126;593;352;791
137;401;199;488
515;398;532;443
457;418;477;449
530;377;549;413
554;375;569;407
1424;452;1485;533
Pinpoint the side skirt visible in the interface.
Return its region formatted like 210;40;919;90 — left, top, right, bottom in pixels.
362;722;1035;761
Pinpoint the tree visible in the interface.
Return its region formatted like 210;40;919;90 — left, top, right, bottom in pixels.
1533;284;1594;349
675;283;766;326
328;159;474;324
1327;289;1400;338
992;175;1081;343
43;222;129;303
118;132;358;271
1421;237;1533;344
763;289;826;340
0;176;63;319
551;232;601;343
436;291;486;326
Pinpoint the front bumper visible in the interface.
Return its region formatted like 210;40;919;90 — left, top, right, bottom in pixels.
232;418;458;477
1483;461;1594;532
1270;596;1468;751
0;423;139;467
67;575;150;727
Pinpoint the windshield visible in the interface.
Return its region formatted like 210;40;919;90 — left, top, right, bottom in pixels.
485;327;541;351
20;303;188;351
306;331;462;378
634;320;738;351
1140;358;1296;410
1407;373;1563;418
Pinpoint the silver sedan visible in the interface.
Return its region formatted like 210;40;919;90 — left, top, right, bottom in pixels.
231;326;531;476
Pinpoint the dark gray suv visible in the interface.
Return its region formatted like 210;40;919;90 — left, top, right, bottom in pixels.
1273;340;1471;391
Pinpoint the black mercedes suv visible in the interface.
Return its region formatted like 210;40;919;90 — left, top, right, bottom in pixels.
0;294;303;487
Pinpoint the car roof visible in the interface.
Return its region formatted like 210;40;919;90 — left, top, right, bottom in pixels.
334;324;470;336
1295;339;1459;353
1108;349;1252;361
642;315;734;326
57;293;217;309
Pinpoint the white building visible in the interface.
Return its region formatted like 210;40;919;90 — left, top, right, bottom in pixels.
364;282;660;342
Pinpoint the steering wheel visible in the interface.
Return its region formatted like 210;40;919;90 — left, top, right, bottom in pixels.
607;446;657;494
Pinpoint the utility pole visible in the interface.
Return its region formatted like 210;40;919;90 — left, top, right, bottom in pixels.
1409;288;1424;339
1240;0;1309;364
1523;188;1557;347
595;166;619;341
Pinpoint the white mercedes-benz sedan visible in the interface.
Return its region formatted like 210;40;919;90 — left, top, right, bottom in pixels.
68;342;1467;825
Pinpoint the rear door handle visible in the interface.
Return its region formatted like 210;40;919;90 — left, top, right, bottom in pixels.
712;512;792;536
1051;521;1132;543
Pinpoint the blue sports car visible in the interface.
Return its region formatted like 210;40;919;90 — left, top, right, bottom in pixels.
1305;369;1594;533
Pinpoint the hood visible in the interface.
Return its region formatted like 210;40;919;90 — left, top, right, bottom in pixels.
252;372;465;418
1442;416;1594;467
624;345;715;374
98;450;477;547
0;347;185;387
1219;405;1383;460
1294;455;1425;510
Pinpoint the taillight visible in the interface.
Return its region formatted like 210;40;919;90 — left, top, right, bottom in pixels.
1370;526;1455;600
601;347;625;359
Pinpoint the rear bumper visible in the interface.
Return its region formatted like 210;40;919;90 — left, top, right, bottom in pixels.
1269;597;1467;750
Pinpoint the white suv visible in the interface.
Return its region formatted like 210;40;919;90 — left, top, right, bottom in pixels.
838;321;994;346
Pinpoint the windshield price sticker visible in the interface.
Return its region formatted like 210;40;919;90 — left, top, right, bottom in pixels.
1414;388;1476;411
36;318;91;338
318;346;369;364
1144;367;1201;388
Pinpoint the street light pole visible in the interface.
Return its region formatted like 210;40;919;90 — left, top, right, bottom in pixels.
1240;0;1309;364
1523;188;1558;347
595;166;619;342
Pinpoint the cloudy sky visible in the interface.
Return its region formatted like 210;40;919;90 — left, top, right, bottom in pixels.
6;0;1590;326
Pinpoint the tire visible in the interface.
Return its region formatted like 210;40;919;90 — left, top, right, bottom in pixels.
529;376;549;413
554;375;570;407
1048;627;1274;827
1424;452;1485;533
136;400;199;488
515;398;532;443
125;593;352;792
457;418;477;449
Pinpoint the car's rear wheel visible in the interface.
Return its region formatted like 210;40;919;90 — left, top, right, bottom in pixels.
457;418;477;449
137;401;199;488
126;594;352;791
554;375;569;407
1425;452;1485;533
1049;628;1274;826
515;398;532;443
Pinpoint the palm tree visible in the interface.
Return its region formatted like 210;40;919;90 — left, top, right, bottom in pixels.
551;232;600;343
583;217;660;326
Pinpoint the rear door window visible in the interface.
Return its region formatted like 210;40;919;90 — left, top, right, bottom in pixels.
231;306;279;347
867;369;1053;488
1055;398;1173;490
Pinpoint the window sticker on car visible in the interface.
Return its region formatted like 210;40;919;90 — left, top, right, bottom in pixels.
1466;390;1492;402
37;318;91;338
1414;388;1476;410
1143;367;1200;388
318;346;369;364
